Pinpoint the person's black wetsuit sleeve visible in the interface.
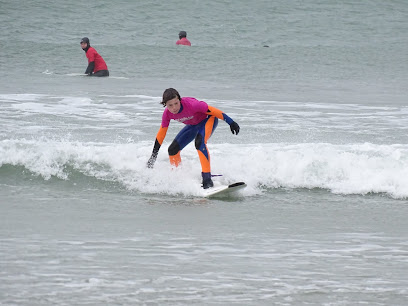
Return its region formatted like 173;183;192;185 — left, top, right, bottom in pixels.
147;139;161;168
85;62;95;75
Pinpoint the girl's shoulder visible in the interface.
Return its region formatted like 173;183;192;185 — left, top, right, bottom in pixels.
181;97;197;103
182;97;207;106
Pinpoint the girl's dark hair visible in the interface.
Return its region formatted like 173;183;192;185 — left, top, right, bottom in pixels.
161;88;181;106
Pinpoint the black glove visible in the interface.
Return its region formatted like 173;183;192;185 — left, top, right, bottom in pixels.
230;121;240;135
147;152;158;168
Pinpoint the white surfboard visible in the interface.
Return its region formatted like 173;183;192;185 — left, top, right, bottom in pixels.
202;182;247;198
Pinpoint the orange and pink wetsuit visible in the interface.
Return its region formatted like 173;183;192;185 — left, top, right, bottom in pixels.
149;97;235;178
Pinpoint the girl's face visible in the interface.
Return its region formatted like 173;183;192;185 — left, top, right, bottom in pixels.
166;97;181;114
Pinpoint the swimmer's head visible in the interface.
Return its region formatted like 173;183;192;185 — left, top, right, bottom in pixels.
178;31;187;39
80;37;90;47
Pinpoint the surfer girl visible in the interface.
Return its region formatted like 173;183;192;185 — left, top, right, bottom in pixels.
147;88;240;189
80;37;109;77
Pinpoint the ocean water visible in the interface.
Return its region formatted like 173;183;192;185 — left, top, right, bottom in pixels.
1;1;408;305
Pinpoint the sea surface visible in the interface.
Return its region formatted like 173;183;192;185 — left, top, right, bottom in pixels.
1;1;408;305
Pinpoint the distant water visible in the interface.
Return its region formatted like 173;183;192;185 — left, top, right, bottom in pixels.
1;1;408;305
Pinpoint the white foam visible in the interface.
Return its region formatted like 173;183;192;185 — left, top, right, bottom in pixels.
0;94;45;102
1;139;408;199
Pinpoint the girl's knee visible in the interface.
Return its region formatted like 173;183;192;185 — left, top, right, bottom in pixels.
168;140;180;156
195;134;204;150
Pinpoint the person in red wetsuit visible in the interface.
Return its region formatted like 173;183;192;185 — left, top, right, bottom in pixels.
176;31;191;46
80;37;109;77
147;88;240;189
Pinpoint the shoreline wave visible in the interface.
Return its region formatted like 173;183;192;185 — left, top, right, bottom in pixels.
1;139;407;199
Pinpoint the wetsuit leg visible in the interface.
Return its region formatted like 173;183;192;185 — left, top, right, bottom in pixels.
195;116;218;173
93;70;109;77
168;124;199;167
